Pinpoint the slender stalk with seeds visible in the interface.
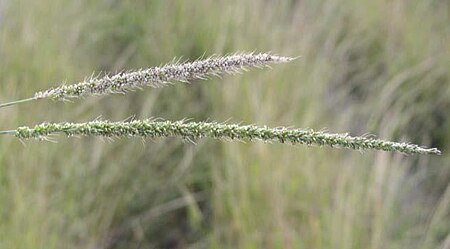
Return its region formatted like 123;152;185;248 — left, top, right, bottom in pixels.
0;119;441;155
0;52;293;109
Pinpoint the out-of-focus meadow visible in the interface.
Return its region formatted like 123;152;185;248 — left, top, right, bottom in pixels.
0;0;449;248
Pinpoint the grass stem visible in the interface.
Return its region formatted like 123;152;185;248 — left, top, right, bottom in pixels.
0;97;39;109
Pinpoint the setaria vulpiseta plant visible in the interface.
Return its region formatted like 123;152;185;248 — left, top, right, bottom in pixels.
0;52;441;155
0;52;292;108
0;119;440;155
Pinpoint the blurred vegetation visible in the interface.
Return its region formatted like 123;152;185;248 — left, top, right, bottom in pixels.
0;0;449;248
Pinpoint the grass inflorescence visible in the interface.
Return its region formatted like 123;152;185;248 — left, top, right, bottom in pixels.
0;51;440;155
0;119;440;155
0;52;293;108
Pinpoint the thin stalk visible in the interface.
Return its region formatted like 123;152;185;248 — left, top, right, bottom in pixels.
0;119;441;155
0;97;39;109
0;130;15;135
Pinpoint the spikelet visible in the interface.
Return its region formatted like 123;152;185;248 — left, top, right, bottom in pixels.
5;119;440;155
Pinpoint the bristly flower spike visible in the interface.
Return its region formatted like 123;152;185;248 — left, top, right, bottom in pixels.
1;119;441;155
0;52;294;109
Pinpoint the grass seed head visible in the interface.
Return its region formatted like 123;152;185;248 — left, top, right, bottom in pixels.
34;52;294;101
13;119;441;155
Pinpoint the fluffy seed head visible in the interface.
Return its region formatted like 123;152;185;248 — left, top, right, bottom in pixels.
13;119;441;155
34;52;294;101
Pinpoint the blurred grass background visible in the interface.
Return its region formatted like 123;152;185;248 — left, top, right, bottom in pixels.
0;0;449;248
